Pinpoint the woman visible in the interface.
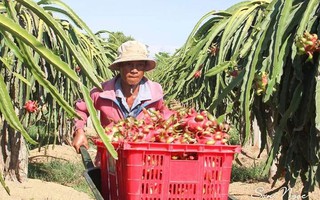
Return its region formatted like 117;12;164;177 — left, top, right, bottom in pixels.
72;40;167;153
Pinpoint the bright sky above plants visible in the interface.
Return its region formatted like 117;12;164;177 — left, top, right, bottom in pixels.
59;0;243;56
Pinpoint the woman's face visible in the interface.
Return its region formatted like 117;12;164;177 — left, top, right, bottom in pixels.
119;61;146;86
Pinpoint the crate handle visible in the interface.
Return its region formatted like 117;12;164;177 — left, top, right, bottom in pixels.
171;152;198;160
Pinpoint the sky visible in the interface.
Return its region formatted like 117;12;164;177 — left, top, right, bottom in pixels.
58;0;243;56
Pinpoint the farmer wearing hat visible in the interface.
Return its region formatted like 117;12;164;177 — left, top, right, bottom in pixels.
72;40;167;154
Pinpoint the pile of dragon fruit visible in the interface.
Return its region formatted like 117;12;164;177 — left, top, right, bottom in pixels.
104;108;231;145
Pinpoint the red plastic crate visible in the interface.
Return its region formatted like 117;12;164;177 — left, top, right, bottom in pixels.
95;140;241;200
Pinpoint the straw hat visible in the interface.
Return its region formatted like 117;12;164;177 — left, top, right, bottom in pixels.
108;40;156;71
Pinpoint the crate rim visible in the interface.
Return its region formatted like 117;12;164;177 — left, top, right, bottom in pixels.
94;139;241;153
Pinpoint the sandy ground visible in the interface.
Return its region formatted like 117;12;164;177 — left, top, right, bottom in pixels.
228;145;320;200
229;181;320;200
0;144;96;200
0;144;319;200
0;179;94;200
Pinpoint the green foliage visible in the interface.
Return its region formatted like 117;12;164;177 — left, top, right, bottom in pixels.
147;51;173;82
106;31;134;51
159;0;320;194
28;160;92;196
231;163;268;182
0;171;10;195
228;126;241;145
0;0;117;159
27;123;56;150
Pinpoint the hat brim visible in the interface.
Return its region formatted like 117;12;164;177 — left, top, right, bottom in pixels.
109;58;156;71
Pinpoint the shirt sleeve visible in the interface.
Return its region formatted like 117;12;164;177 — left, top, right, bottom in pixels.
73;87;100;131
73;99;89;131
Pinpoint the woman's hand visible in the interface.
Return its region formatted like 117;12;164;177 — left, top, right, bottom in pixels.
72;129;89;153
